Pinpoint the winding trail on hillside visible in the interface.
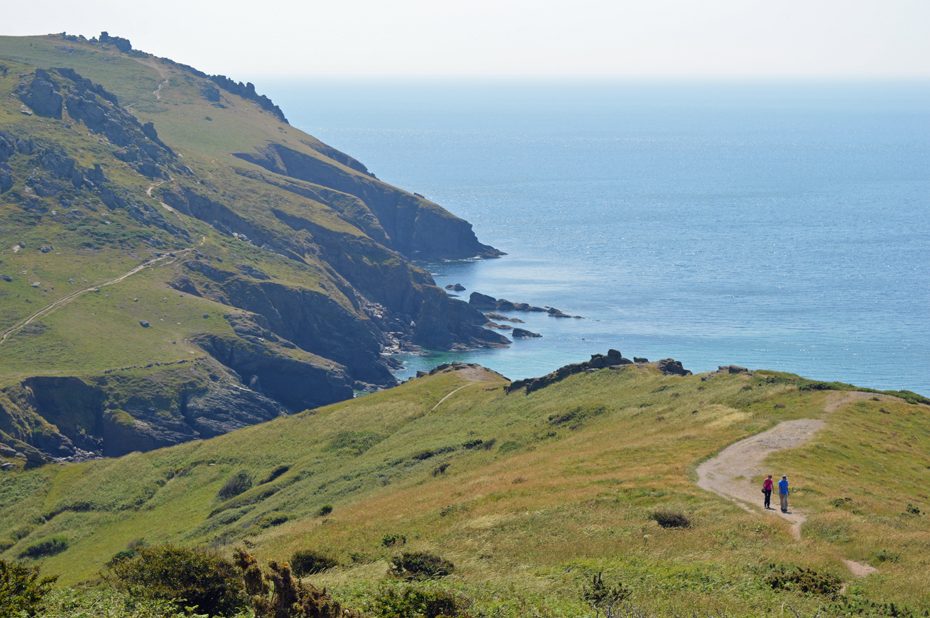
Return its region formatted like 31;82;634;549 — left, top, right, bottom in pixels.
0;250;193;346
428;366;502;412
696;391;877;577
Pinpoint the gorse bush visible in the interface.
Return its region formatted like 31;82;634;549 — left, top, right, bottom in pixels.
765;563;842;597
582;571;632;618
0;558;56;616
382;534;407;548
367;583;465;617
18;537;69;559
651;510;691;529
316;504;334;517
389;552;455;580
105;545;246;616
234;548;358;617
37;586;192;618
218;471;253;500
290;550;338;576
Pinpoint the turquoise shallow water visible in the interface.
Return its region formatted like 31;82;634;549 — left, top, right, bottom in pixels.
265;80;930;394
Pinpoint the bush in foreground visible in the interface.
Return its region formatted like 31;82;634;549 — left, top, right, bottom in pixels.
105;545;246;616
389;552;454;580
0;558;56;616
764;563;842;597
36;586;193;618
234;548;358;617
367;583;466;617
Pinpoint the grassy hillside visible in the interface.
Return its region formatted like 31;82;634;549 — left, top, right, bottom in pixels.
0;33;506;463
2;361;928;615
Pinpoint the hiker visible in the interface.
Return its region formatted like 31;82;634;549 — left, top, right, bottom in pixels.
778;475;790;513
762;474;774;510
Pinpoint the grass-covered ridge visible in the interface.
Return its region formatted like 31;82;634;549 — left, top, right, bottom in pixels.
2;362;929;615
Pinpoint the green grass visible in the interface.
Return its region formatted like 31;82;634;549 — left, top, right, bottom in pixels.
1;365;928;615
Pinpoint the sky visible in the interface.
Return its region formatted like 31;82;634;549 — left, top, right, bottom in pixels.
3;0;930;79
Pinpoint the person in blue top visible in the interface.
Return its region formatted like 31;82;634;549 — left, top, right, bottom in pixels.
778;475;790;513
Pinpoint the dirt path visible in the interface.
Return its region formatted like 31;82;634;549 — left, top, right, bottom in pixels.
696;419;822;539
0;250;192;346
696;392;878;577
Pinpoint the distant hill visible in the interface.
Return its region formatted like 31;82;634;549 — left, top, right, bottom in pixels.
0;33;506;463
1;357;928;614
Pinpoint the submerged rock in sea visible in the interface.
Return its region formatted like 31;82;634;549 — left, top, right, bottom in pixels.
469;291;580;318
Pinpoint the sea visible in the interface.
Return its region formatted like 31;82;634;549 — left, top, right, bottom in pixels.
263;79;930;395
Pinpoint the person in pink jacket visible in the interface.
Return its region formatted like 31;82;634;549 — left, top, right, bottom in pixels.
762;474;774;510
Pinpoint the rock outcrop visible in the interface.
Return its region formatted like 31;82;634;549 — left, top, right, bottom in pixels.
512;328;541;338
657;359;692;376
507;351;692;394
0;360;286;462
468;292;579;318
507;350;632;394
235;143;500;261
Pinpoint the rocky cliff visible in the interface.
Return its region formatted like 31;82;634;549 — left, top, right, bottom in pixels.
0;33;507;464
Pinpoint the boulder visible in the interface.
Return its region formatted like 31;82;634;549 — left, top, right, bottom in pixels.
657;359;692;376
633;357;649;363
719;365;749;374
445;283;466;292
17;69;63;118
139;320;151;328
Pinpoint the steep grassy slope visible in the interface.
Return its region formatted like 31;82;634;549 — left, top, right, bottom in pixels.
0;33;506;463
1;361;928;615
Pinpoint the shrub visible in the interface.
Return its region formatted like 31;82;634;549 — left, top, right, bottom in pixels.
582;571;632;618
765;564;841;597
290;550;338;576
875;548;901;563
820;595;917;617
389;552;454;580
382;534;407;548
234;549;358;617
367;584;465;617
905;503;921;516
261;465;290;484
432;463;450;476
0;558;56;616
18;537;68;559
651;510;691;529
105;544;246;616
316;504;333;517
217;471;253;500
39;586;190;617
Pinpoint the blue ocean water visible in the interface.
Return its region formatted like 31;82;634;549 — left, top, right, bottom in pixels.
263;80;930;394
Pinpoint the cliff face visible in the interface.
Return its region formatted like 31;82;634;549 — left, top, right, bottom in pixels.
0;33;507;464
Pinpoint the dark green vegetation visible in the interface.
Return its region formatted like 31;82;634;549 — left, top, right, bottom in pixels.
2;362;930;615
0;33;506;465
0;558;55;616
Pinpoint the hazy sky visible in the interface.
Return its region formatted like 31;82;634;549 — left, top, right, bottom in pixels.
4;0;930;79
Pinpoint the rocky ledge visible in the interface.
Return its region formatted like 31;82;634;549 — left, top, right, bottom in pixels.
507;350;691;394
468;292;581;319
